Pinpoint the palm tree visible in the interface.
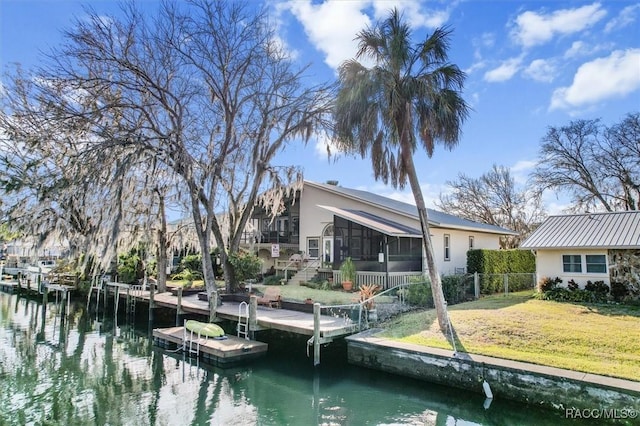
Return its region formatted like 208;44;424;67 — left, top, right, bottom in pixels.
333;8;469;331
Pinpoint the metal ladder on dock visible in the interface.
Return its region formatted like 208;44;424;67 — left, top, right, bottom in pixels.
183;320;203;357
237;301;249;340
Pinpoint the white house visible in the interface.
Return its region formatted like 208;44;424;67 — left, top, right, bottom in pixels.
248;181;516;288
520;211;640;288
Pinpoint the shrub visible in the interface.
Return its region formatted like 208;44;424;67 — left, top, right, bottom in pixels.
406;282;433;307
229;251;262;282
263;274;285;286
179;254;202;273
171;268;203;283
539;288;608;304
610;280;630;302
117;250;142;284
467;249;535;274
537;276;562;293
567;279;579;291
585;280;609;296
441;275;470;305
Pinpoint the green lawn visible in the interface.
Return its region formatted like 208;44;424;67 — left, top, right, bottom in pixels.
379;291;640;381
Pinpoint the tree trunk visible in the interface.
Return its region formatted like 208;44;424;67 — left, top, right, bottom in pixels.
189;191;217;297
155;192;167;293
402;145;448;332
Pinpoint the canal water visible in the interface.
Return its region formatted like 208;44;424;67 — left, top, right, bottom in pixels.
0;292;593;425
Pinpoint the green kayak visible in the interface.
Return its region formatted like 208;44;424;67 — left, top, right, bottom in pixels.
185;320;225;337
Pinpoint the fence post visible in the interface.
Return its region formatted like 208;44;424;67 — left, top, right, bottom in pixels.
474;272;480;299
504;274;509;296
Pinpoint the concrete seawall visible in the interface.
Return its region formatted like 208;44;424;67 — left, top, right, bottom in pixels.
346;329;640;413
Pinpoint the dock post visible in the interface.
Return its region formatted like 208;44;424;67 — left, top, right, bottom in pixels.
60;289;68;317
42;284;48;306
103;280;108;311
114;286;120;318
125;286;131;315
150;280;155;308
208;290;218;323
313;303;321;366
176;287;183;326
249;295;258;340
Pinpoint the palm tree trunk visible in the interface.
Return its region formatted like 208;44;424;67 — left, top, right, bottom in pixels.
402;144;448;332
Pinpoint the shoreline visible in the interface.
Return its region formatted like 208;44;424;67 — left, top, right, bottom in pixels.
346;328;640;414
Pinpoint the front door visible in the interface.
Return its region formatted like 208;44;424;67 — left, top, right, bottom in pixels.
323;237;333;265
323;236;343;266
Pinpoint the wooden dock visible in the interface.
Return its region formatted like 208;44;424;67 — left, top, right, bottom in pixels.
135;290;359;338
123;288;361;365
153;326;268;367
0;280;19;293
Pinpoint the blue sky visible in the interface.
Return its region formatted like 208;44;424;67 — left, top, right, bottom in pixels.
1;1;639;214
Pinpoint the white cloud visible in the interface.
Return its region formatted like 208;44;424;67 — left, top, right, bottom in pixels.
510;3;607;48
523;58;556;83
483;56;523;82
604;4;640;33
467;32;494;74
550;48;640;111
510;160;537;185
283;0;451;71
284;0;371;70
270;34;300;61
564;40;613;59
371;0;449;29
564;41;588;59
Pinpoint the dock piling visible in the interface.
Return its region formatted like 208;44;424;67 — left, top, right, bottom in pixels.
249;295;258;340
313;303;320;366
176;287;183;326
208;290;217;323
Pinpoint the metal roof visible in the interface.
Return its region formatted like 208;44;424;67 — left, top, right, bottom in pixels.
306;181;517;235
520;211;640;249
317;205;422;238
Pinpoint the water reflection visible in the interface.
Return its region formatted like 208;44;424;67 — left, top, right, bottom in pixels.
0;293;589;425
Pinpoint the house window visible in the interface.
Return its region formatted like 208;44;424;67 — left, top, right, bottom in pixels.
444;234;450;261
307;238;319;259
562;255;582;273
586;255;607;273
469;236;474;250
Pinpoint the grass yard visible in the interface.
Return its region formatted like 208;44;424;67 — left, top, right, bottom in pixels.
379;291;640;381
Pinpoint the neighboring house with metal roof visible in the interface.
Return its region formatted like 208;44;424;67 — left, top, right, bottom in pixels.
291;181;516;282
520;211;640;288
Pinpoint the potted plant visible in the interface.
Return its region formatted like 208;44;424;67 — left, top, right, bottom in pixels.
339;257;356;291
359;283;380;321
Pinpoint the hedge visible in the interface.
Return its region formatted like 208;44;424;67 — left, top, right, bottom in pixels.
467;249;535;274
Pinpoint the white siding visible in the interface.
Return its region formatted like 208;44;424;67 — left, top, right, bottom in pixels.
299;184;503;274
535;249;610;287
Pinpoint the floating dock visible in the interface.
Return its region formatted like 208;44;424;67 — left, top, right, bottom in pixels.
153;326;268;367
0;280;19;293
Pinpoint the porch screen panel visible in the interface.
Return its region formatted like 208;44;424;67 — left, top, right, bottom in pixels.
350;222;362;260
334;216;349;262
